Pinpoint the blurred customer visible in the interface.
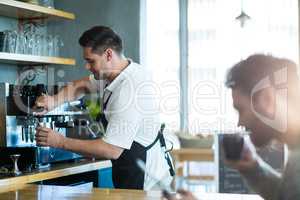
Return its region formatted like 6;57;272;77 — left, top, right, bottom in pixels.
165;54;300;200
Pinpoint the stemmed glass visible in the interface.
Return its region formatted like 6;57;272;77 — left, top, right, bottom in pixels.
3;30;18;53
33;34;42;56
46;35;54;57
10;154;22;176
2;30;10;52
53;35;64;57
25;31;35;55
1;24;64;57
15;31;26;54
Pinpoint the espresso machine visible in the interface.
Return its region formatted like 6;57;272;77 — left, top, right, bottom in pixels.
0;82;99;173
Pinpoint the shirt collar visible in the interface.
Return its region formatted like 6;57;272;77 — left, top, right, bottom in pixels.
105;60;134;92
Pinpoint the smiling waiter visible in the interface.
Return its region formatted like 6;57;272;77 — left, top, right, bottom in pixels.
34;26;173;190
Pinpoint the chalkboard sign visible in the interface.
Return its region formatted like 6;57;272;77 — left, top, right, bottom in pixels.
217;134;284;194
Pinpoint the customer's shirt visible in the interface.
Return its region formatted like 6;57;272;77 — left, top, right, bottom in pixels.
277;148;300;200
89;61;171;190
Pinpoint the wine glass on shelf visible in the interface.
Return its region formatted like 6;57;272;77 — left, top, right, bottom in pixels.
2;30;10;52
53;35;64;57
46;35;54;57
16;31;26;54
32;33;42;56
25;31;34;55
7;30;17;53
40;34;47;56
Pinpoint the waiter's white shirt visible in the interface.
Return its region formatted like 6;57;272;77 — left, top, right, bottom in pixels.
89;61;171;190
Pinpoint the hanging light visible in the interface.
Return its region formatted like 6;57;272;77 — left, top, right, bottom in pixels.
236;11;251;27
236;0;251;28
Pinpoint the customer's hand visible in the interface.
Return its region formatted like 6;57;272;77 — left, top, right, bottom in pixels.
34;94;56;115
35;126;64;148
224;136;258;172
163;189;197;200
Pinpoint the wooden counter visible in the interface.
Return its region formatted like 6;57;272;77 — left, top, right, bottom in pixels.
0;159;111;189
0;184;264;199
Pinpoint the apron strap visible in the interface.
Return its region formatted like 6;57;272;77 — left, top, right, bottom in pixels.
97;90;112;131
145;123;175;177
145;124;165;151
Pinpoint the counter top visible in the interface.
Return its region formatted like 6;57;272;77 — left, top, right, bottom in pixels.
0;184;264;199
0;159;111;189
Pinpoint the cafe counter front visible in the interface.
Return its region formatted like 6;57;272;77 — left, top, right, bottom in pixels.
0;157;265;200
0;159;111;189
0;184;264;200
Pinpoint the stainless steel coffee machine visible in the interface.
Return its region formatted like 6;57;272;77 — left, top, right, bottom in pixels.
0;82;98;172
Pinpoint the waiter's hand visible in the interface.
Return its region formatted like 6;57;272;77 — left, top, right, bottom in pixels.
34;94;56;115
35;126;64;148
163;189;197;200
224;136;258;172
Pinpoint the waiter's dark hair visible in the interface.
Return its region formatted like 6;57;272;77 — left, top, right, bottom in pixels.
225;54;300;97
79;26;123;55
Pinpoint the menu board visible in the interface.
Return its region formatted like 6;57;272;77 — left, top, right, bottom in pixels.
218;134;284;194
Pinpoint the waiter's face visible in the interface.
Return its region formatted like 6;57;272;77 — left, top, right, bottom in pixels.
232;88;277;147
83;47;110;80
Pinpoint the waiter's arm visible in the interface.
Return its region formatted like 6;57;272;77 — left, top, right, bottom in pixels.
36;126;124;159
54;76;94;104
35;76;95;114
62;137;124;159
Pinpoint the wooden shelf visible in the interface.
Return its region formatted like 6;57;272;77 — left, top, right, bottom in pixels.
0;0;75;20
0;52;76;66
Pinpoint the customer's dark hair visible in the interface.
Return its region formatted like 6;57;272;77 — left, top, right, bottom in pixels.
79;26;123;55
225;54;300;97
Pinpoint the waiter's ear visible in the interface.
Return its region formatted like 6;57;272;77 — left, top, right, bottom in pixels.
104;48;113;61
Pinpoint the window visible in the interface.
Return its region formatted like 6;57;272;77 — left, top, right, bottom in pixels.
141;0;299;134
141;0;180;131
188;0;298;134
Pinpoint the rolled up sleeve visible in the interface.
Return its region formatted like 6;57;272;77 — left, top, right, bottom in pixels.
102;80;141;149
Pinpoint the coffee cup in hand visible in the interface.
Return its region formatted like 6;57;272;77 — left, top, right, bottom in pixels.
222;134;244;160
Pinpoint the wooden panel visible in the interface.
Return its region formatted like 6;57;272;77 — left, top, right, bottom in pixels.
0;0;75;20
171;148;214;161
0;52;76;66
0;159;111;187
0;183;28;193
186;175;214;181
